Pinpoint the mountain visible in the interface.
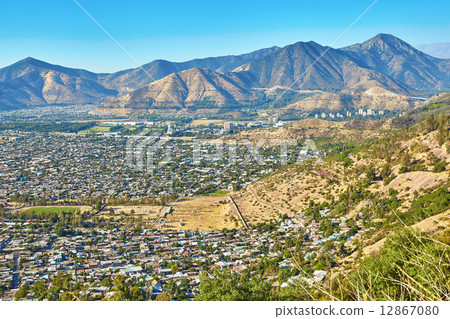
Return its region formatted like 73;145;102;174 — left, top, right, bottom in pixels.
99;46;280;94
415;42;450;59
342;34;450;93
115;34;445;109
0;47;279;110
284;87;417;112
108;67;256;108
2;34;450;110
233;39;410;93
0;57;118;110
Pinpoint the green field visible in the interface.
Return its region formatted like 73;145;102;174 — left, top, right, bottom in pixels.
24;206;83;214
78;126;111;134
204;190;231;196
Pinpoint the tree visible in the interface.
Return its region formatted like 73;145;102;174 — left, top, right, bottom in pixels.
130;286;147;301
101;277;113;287
156;292;171;301
380;163;391;180
436;114;448;146
32;280;48;300
170;264;179;274
364;165;376;186
196;269;274;301
432;160;446;173
110;275;147;301
15;283;29;300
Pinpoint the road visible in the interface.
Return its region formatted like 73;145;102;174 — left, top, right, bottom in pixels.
12;253;19;289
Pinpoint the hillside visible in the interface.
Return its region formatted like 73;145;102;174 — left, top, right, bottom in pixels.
228;117;396;147
0;47;278;110
2;34;450;111
236;97;450;239
342;33;450;92
234;39;410;93
283;87;417;112
99;46;280;94
196;100;450;301
0;58;117;110
114;34;450;109
107;67;257;108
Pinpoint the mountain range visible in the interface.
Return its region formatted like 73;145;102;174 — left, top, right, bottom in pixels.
1;34;449;111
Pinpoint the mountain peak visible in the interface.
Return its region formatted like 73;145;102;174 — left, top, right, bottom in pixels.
10;57;52;69
291;40;323;48
342;33;421;57
20;56;35;62
1;34;449;111
17;57;44;64
373;33;397;41
357;33;409;48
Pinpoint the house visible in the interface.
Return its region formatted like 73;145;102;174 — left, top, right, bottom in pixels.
119;266;143;277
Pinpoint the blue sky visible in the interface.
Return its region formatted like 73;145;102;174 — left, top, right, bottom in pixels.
1;0;449;72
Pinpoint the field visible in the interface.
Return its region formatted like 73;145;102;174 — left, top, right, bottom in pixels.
190;119;224;126
78;126;111;134
97;205;164;222
203;189;231;196
160;196;241;230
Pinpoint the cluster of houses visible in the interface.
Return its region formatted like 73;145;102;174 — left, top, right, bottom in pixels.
0;104;109;123
0;205;372;300
0;131;296;201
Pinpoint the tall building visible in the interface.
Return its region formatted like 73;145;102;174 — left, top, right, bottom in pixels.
167;124;175;134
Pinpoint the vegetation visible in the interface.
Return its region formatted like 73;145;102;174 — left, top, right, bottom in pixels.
0;122;97;133
197;229;449;301
343;229;449;301
203;189;231;196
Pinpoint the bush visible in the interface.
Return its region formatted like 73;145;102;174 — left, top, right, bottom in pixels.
345;229;449;300
432;160;446;173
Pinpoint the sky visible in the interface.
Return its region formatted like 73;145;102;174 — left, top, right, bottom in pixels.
1;0;449;72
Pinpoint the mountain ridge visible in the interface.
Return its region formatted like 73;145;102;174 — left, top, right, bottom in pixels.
1;34;450;110
0;46;280;110
99;46;280;94
108;67;257;108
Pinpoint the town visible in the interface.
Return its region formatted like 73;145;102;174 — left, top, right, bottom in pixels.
0;200;370;300
0;127;315;202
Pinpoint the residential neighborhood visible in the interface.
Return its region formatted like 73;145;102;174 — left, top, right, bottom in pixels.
0;202;370;300
0;129;308;202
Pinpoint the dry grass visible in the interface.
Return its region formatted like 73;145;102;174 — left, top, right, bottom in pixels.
161;196;239;230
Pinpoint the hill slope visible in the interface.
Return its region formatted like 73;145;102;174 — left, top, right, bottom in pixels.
234;39;410;93
108;67;256;108
342;34;450;92
115;34;450;109
237;95;450;234
99;46;280;94
0;47;278;110
0;58;118;110
2;34;450;110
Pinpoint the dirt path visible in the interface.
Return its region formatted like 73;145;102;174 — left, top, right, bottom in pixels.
250;187;292;217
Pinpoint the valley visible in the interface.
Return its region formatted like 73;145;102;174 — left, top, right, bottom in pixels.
0;27;449;303
1;93;449;301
